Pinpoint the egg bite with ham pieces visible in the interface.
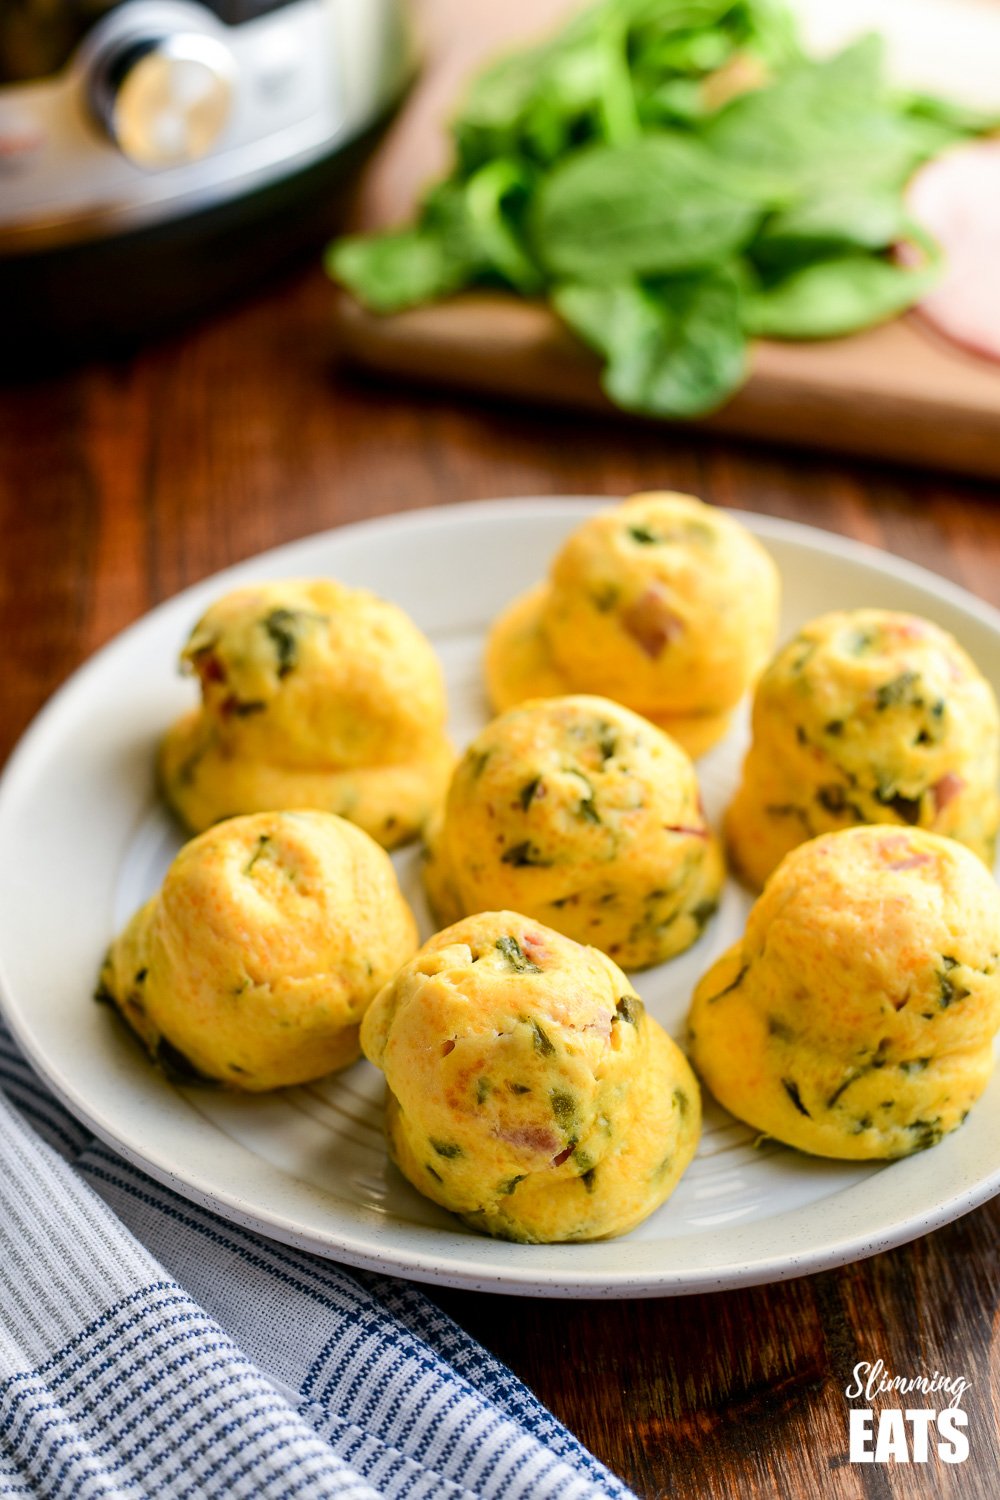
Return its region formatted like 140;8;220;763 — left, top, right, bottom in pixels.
98;810;418;1090
361;911;701;1242
423;695;724;970
160;579;453;849
485;492;780;756
688;826;1000;1160
725;608;1000;890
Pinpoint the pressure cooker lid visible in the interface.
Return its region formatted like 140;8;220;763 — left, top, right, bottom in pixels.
0;0;297;83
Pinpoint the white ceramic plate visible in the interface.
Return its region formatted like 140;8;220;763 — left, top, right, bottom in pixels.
1;498;999;1299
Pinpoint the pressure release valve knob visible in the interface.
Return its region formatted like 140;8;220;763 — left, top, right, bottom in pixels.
89;30;236;170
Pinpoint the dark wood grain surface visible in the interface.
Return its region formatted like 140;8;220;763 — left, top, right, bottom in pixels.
1;263;999;1499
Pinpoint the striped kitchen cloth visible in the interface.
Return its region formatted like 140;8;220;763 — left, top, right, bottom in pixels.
0;1022;634;1500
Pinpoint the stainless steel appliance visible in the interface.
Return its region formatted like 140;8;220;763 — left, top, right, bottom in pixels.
0;0;411;348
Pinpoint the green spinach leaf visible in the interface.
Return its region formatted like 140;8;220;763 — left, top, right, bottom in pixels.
464;159;544;293
754;186;905;263
328;181;491;312
534;134;763;278
702;35;927;198
742;244;941;338
555;266;746;414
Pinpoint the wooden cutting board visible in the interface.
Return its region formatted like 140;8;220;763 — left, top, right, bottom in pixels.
333;0;1000;479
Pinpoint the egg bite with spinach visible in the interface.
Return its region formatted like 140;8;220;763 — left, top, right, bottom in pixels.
160;580;453;849
98;810;418;1090
360;911;701;1242
485;492;780;756
725;609;1000;890
688;826;1000;1160
423;696;724;970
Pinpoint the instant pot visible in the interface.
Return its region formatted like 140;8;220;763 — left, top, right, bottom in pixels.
0;0;412;349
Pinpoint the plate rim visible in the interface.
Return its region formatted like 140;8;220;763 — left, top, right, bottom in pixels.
2;495;999;1299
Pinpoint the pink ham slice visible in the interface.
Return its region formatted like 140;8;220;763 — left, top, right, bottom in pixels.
905;138;1000;362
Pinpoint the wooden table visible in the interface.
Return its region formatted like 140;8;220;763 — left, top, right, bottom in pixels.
1;262;998;1500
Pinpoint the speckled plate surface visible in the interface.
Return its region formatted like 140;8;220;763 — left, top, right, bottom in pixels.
1;498;998;1298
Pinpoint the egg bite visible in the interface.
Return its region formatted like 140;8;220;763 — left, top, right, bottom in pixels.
98;810;418;1091
423;695;724;970
485;492;780;756
726;609;1000;890
361;911;701;1242
160;580;453;848
688;826;1000;1160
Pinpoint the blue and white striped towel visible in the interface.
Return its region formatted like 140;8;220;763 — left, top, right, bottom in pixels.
0;1023;635;1500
